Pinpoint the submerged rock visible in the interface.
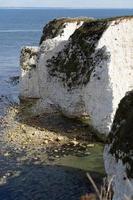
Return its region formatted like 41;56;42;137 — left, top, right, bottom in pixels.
104;91;133;200
20;16;133;135
9;76;19;86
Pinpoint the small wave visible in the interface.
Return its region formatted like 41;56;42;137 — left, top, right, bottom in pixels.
0;29;40;33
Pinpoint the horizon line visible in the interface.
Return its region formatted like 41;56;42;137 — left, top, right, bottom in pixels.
0;7;133;9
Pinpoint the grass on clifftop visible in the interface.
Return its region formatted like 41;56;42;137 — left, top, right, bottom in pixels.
40;17;94;44
40;15;133;44
46;18;110;89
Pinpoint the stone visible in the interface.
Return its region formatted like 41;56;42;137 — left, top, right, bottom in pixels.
55;155;60;158
6;172;12;177
55;136;64;142
4;152;10;157
43;140;49;144
84;152;91;156
70;140;79;146
87;144;95;148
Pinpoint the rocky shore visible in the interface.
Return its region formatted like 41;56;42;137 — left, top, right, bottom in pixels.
0;103;104;200
1;102;103;165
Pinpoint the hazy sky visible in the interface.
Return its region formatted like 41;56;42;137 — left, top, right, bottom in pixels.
0;0;133;8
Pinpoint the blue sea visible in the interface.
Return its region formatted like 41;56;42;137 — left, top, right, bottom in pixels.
0;8;133;115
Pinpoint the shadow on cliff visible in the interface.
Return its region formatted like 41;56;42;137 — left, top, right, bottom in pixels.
0;162;103;200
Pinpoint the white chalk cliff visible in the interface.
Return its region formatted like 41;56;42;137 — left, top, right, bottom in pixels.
20;17;133;135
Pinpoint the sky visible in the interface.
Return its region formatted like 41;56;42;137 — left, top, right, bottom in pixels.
0;0;133;9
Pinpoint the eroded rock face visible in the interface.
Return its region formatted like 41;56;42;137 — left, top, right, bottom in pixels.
104;91;133;200
20;46;40;99
20;16;133;135
20;18;89;115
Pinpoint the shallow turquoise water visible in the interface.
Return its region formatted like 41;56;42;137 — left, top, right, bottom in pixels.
56;144;104;174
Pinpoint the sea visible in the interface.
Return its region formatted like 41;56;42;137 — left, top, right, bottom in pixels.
0;8;133;115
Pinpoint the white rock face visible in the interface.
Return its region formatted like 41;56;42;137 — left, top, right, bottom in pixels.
20;46;40;99
20;17;133;135
20;19;85;115
84;18;133;134
104;91;133;200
